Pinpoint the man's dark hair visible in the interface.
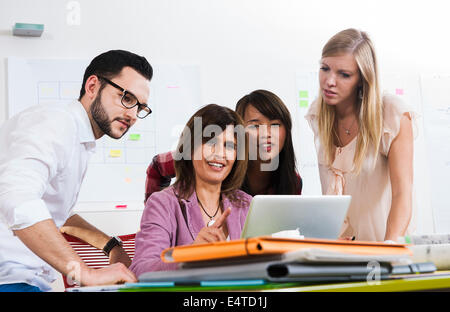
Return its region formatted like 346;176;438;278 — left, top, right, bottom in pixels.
78;50;153;100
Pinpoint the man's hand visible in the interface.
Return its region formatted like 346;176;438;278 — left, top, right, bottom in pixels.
80;263;137;286
15;219;137;287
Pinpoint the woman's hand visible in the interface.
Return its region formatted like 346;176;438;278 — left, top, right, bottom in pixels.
109;246;132;267
338;236;355;241
193;208;231;245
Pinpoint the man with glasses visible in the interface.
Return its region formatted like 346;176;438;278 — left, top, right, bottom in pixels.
0;50;153;292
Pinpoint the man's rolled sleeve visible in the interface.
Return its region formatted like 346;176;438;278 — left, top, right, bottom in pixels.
7;198;52;231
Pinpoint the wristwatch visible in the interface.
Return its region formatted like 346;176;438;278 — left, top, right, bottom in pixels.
103;236;123;256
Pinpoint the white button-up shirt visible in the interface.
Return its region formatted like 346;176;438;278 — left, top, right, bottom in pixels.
0;101;96;291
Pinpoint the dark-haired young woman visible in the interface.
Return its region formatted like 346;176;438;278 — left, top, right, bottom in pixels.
235;90;302;196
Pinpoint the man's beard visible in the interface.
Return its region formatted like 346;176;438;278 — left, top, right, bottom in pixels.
90;92;129;139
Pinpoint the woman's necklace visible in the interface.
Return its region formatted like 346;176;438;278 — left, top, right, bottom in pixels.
334;129;344;154
197;198;220;227
341;117;357;136
334;116;358;154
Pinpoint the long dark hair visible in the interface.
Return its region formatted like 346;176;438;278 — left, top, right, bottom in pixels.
235;90;300;195
173;104;248;200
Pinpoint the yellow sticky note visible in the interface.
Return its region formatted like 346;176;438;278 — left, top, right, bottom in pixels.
40;87;55;96
109;150;122;158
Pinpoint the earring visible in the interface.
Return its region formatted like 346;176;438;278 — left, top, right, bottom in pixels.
358;86;363;99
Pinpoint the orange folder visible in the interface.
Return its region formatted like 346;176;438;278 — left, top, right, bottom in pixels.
161;236;412;263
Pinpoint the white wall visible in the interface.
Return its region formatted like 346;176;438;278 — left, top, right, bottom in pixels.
3;0;450;120
1;0;450;236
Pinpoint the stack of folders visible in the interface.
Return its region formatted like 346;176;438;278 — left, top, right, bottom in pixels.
401;233;450;270
138;236;434;286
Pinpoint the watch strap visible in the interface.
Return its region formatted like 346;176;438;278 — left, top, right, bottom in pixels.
103;236;122;256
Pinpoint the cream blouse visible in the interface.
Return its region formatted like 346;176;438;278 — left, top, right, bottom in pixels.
305;94;418;242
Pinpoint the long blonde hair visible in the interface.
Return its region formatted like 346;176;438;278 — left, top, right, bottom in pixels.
318;28;383;174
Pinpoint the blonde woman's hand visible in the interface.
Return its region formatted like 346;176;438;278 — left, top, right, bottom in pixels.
338;236;356;241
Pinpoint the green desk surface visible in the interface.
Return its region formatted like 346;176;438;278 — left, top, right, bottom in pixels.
267;271;450;292
119;271;450;292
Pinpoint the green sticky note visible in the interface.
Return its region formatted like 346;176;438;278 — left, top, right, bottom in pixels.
129;134;141;141
404;236;411;244
299;100;309;108
299;90;309;98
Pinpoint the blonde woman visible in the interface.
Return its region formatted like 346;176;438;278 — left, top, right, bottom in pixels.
305;28;417;242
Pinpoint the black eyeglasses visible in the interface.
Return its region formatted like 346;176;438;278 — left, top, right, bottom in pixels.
98;76;152;119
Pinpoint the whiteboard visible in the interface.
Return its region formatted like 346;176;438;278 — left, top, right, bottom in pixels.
7;57;202;204
381;73;434;233
295;71;321;195
420;74;450;233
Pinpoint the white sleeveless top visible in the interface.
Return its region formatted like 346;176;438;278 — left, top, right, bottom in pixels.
305;94;418;242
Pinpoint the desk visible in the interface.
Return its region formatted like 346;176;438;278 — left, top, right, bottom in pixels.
67;271;450;292
268;271;450;292
114;271;450;292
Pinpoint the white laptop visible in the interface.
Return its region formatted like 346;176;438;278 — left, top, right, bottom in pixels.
240;195;351;239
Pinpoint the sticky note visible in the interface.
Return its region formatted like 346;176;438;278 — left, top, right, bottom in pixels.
125;177;132;184
129;134;141;141
299;90;309;98
395;88;404;95
109;150;122;158
299;100;309;108
60;82;80;99
38;82;59;98
40;86;56;97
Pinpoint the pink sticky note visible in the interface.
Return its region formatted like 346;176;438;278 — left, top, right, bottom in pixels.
395;88;404;95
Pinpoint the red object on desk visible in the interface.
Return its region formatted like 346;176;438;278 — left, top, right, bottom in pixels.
61;233;136;290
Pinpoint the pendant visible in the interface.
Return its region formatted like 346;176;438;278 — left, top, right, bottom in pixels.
207;219;215;227
345;129;350;135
